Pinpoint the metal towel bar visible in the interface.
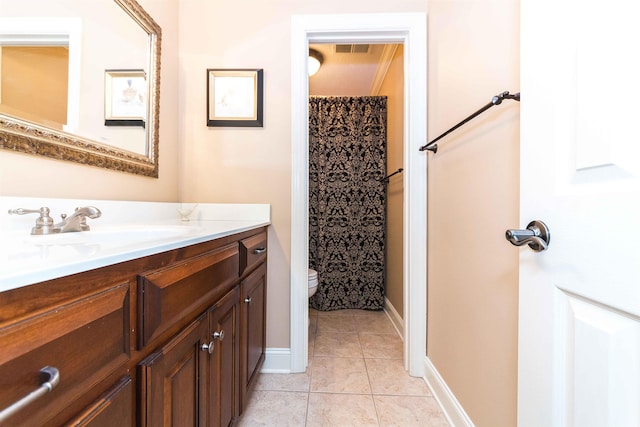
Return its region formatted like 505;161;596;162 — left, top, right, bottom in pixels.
380;168;404;183
419;91;520;153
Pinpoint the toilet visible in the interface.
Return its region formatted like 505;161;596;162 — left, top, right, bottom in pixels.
308;268;318;298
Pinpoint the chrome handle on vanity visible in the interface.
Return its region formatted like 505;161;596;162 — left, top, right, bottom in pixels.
0;366;60;423
201;341;215;354
212;330;224;341
244;297;252;304
253;247;266;255
505;220;550;252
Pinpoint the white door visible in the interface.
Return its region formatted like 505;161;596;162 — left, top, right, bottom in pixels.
518;1;640;426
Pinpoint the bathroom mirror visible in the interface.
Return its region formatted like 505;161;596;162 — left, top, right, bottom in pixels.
0;0;161;177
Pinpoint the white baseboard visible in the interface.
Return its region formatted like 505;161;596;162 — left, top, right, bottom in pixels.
384;297;404;339
261;348;291;373
423;356;475;427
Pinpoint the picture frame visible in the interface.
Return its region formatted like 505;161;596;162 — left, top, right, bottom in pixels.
207;69;263;127
104;69;147;127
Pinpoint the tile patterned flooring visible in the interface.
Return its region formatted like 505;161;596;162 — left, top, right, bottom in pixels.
237;308;450;426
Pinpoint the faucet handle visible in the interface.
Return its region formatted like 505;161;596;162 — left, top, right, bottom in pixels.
8;207;56;235
8;207;46;216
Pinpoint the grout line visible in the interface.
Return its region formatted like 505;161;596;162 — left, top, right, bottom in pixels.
304;385;311;427
242;309;445;426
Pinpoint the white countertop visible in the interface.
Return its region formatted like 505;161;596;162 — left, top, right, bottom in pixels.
0;197;270;293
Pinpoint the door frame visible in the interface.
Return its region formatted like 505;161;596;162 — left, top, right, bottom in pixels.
290;13;427;376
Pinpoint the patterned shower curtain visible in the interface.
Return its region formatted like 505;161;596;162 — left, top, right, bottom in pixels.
309;96;387;311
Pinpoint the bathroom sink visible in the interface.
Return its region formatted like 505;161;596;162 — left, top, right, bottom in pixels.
22;224;201;247
89;225;199;242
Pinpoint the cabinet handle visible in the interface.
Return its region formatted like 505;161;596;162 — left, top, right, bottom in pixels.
0;366;60;423
201;341;215;354
253;247;266;255
213;330;224;341
244;297;252;304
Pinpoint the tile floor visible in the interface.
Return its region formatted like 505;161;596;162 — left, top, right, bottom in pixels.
237;308;450;426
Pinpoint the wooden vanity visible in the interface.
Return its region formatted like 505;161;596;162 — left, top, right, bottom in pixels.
0;226;268;426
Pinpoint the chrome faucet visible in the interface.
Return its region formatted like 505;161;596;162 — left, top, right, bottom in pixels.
54;206;102;233
8;206;101;235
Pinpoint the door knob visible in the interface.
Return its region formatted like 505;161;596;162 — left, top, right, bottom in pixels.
505;220;550;252
212;330;224;341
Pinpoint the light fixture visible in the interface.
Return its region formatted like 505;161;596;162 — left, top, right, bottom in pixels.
308;48;324;77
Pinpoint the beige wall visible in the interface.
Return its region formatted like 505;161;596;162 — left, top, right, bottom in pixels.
1;46;69;125
0;0;180;201
178;0;427;348
378;45;404;317
426;1;520;426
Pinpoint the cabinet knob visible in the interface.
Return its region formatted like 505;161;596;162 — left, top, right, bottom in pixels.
244;297;252;304
201;341;214;354
213;330;224;341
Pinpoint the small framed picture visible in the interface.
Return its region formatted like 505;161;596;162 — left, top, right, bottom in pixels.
207;69;263;127
104;69;147;127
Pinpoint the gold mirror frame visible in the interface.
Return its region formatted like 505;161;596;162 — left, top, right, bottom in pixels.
0;0;161;177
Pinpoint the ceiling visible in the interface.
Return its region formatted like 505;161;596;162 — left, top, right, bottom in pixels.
308;43;399;96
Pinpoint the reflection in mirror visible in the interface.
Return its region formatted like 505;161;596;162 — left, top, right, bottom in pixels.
0;0;161;177
0;45;69;129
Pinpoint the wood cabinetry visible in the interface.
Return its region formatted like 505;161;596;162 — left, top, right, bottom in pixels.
0;226;267;427
137;243;239;349
240;264;266;411
0;281;130;427
139;285;242;427
139;314;209;426
208;286;240;427
239;231;267;413
66;376;134;427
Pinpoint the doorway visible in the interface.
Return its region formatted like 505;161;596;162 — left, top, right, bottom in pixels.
290;13;427;376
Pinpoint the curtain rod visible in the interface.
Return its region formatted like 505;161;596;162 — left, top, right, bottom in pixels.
419;91;520;153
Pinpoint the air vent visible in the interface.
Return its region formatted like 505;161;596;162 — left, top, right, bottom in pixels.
334;44;370;54
352;44;370;53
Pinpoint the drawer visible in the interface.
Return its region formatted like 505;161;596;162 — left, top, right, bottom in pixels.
138;243;239;348
0;283;130;427
239;232;267;276
66;375;133;427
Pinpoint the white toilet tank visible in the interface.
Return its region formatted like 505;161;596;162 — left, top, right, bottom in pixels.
308;268;318;298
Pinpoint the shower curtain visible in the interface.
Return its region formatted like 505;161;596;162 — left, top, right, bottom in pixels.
309;96;387;311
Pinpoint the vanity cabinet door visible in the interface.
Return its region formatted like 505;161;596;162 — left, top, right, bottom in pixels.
138;314;209;427
240;263;267;412
208;285;240;427
65;376;133;427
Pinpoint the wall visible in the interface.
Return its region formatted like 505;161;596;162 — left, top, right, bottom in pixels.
378;45;404;318
0;0;180;202
1;46;68;125
426;1;520;426
178;0;427;349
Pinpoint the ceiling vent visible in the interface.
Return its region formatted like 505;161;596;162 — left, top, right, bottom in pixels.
335;44;370;54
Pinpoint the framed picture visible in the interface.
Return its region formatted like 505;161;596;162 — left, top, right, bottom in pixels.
207;69;263;127
104;69;146;127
